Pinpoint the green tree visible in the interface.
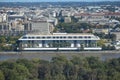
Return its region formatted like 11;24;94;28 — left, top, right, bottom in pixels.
0;61;30;80
86;57;104;69
14;64;30;79
0;36;6;43
107;69;120;80
96;69;107;80
0;70;5;80
38;64;51;80
52;74;66;80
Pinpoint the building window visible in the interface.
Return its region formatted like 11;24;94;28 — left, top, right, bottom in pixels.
28;37;31;39
63;36;66;38
79;36;82;38
88;36;91;38
36;37;40;39
68;36;72;38
84;36;87;38
56;37;59;39
60;36;63;38
23;37;27;39
53;37;55;39
47;37;51;39
32;37;35;39
42;37;45;39
73;36;77;38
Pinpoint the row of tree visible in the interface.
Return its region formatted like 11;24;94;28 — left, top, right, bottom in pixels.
0;36;20;51
95;33;116;41
0;55;120;80
54;22;93;33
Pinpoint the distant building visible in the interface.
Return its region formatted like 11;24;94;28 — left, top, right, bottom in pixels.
8;14;26;22
31;20;50;34
64;17;71;23
23;22;32;31
0;13;7;22
0;22;10;31
93;29;109;34
0;22;10;36
10;20;24;31
111;32;120;41
52;11;57;17
62;11;71;17
47;18;58;26
107;12;120;18
74;12;120;25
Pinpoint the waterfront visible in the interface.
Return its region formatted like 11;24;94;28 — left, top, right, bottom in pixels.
0;51;120;61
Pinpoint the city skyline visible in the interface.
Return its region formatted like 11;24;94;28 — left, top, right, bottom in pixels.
0;0;120;2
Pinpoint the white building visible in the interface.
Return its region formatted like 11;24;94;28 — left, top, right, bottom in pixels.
64;17;71;23
18;33;101;51
31;21;50;34
0;13;7;22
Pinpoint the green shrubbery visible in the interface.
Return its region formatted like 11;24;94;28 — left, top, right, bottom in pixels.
0;56;120;80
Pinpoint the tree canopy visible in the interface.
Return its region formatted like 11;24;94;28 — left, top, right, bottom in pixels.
0;56;120;80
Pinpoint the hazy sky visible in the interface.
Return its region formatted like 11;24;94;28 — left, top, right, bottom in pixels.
0;0;119;2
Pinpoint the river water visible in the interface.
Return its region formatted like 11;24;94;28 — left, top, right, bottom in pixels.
0;51;120;61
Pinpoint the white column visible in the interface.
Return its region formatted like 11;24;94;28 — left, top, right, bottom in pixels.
2;24;4;30
95;41;97;47
70;41;74;47
39;41;42;47
45;41;49;48
77;41;81;47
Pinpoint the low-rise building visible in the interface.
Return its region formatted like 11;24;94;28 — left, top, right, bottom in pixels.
18;33;101;51
31;20;50;34
64;17;71;23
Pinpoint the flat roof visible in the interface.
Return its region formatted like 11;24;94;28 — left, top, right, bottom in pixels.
26;33;94;36
19;33;100;41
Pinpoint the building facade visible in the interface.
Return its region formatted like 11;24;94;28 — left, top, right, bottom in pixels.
31;21;50;34
18;33;101;51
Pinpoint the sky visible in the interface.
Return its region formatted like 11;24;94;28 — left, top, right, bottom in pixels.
0;0;119;2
